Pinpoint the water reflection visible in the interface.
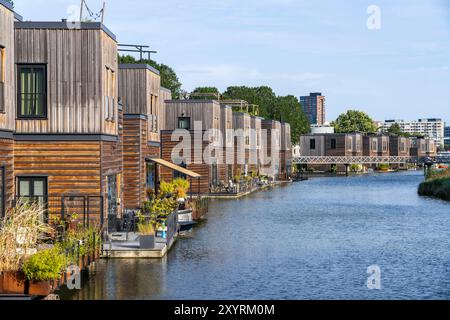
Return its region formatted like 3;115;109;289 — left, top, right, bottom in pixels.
66;171;450;300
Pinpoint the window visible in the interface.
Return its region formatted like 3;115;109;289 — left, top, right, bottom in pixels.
0;46;4;112
310;139;316;150
372;140;377;151
0;46;5;83
16;176;48;222
178;117;190;130
17;65;47;118
174;161;187;180
104;67;115;122
330;139;336;149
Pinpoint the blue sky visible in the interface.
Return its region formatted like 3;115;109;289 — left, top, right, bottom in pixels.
13;0;450;124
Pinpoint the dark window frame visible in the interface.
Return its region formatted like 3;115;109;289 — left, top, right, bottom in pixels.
310;139;316;150
177;117;191;130
330;139;336;149
17;64;48;119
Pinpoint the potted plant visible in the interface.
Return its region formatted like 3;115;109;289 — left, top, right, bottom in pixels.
1;202;53;295
22;247;65;296
173;178;190;202
137;221;155;249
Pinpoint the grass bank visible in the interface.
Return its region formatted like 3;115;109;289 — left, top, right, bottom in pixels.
418;169;450;201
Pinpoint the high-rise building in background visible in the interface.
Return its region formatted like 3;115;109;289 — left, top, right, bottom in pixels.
300;93;325;125
444;126;450;148
381;119;445;148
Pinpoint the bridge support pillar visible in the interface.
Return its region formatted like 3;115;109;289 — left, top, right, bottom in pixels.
344;164;349;177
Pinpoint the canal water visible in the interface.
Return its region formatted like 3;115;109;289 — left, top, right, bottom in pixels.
64;171;450;300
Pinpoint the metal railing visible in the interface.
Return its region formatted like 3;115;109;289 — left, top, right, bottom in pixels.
12;195;104;229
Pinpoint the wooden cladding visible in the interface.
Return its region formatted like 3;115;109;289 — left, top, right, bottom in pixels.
14;25;118;135
160;131;210;194
122;116;160;210
165;100;221;131
0;4;15;130
0;139;14;209
14;141;102;196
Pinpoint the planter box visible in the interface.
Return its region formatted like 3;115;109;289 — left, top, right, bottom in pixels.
27;280;56;296
139;235;155;249
0;271;26;294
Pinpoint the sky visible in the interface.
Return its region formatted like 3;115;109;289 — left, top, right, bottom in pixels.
12;0;450;124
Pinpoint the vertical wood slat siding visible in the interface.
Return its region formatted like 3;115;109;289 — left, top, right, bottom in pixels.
122;117;145;209
14;27;117;135
0;5;15;130
165;101;221;131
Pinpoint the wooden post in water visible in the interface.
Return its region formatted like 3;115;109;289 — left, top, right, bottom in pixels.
345;164;350;177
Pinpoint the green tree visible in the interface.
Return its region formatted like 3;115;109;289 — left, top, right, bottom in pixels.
5;0;13;5
190;87;220;100
118;55;182;99
331;110;377;133
386;123;403;135
222;86;309;144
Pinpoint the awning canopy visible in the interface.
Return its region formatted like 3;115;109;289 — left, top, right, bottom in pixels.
146;158;201;178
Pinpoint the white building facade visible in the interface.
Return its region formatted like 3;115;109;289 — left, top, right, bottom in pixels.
381;119;445;148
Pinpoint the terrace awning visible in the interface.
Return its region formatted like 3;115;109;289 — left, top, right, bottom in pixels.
146;158;201;178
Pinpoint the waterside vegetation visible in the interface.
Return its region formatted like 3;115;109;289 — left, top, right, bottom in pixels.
418;169;450;201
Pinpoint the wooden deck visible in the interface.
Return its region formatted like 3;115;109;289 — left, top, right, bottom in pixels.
102;234;177;259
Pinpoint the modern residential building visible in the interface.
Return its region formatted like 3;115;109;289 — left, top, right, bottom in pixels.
300;92;325;125
444;126;450;148
13;20;122;224
410;137;436;157
363;134;390;157
0;0;19;216
381;119;445;148
118;63;171;211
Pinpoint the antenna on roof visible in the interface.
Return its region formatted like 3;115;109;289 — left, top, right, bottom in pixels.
79;0;106;23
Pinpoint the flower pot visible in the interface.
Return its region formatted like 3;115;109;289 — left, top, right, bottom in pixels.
0;271;26;294
27;280;56;296
139;235;155;249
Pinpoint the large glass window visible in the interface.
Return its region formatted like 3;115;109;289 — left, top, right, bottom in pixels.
17;65;47;118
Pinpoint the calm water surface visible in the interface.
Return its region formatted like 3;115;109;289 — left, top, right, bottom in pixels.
64;171;450;300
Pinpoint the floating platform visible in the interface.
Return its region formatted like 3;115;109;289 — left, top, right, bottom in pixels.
102;235;177;259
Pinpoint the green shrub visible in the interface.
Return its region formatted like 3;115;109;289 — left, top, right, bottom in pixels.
418;177;450;201
22;247;65;281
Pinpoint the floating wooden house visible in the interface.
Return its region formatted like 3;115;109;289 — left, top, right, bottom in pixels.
0;0;19;216
118;63;171;210
13;21;122;224
220;104;233;183
161;100;221;193
260;120;281;178
410;137;436;158
249;116;262;175
363;134;390;157
232;112;251;178
280;122;292;179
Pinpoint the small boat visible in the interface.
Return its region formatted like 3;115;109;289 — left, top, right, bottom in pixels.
178;208;197;231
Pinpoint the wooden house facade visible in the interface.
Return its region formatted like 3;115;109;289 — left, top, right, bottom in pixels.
363;134;390;157
280;122;292;179
162;100;221;191
249;116;262;175
118;64;171;210
232;112;251;177
13;21;122;224
260;120;281;178
410;137;436;158
220;104;233;183
0;0;18;216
